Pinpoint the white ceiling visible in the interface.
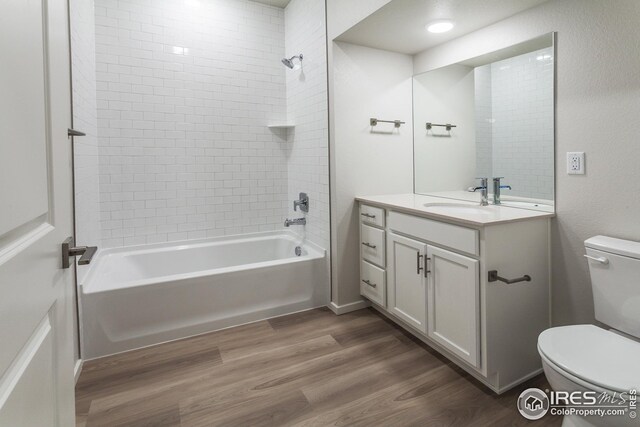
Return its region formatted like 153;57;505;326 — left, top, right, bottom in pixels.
335;0;551;55
251;0;291;8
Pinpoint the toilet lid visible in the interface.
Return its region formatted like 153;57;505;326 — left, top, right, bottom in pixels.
538;325;640;393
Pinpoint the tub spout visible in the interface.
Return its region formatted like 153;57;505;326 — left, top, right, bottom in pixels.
284;218;306;227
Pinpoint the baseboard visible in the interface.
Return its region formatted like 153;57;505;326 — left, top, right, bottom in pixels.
74;358;83;384
328;299;371;315
497;368;544;394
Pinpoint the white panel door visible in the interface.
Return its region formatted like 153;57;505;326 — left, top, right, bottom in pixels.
387;232;428;333
427;245;480;367
0;0;76;425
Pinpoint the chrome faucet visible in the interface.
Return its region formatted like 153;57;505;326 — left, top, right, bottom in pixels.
472;177;489;206
284;217;306;227
492;177;512;205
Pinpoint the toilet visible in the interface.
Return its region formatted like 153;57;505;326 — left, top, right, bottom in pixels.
538;236;640;427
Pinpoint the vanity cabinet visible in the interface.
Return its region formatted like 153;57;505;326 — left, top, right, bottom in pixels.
357;197;551;394
387;231;480;366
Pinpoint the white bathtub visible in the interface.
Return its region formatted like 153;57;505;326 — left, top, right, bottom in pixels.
79;231;327;359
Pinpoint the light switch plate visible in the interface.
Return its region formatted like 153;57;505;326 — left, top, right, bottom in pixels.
567;152;585;175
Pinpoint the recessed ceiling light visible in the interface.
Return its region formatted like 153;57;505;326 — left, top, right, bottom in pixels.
426;20;454;33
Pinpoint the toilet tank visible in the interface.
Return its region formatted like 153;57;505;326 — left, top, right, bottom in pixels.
585;236;640;339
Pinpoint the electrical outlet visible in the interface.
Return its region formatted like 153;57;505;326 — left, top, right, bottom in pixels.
567;152;585;175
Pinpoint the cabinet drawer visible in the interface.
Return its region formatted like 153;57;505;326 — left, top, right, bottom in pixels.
360;260;386;307
360;224;385;268
388;211;479;256
360;204;385;228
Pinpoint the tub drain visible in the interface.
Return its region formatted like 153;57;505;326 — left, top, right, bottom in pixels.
295;246;302;256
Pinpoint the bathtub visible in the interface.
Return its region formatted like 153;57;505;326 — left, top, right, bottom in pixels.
79;231;327;359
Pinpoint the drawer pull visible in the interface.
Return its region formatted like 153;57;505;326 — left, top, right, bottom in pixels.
362;279;377;288
361;242;377;249
361;213;376;218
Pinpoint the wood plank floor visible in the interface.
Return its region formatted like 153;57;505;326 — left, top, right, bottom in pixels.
76;307;561;426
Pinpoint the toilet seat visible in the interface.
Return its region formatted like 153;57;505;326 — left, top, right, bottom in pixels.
539;350;618;395
538;325;640;393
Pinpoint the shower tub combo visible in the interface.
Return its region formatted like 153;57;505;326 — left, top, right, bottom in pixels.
79;231;327;359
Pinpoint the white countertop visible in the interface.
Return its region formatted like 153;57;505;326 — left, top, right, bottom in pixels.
356;193;555;226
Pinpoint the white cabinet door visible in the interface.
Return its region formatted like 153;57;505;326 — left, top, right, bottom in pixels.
427;246;480;367
0;0;76;425
387;232;428;333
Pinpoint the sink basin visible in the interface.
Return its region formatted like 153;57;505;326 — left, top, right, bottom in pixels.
422;203;493;216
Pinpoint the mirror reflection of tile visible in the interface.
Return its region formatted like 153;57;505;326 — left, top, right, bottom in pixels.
475;47;554;201
413;35;554;209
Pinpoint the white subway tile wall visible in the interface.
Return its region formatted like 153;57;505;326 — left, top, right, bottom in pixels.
474;65;492;180
284;0;329;249
94;0;291;247
475;47;554;201
70;0;101;275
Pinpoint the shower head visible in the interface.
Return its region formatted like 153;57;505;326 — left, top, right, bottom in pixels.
281;54;303;69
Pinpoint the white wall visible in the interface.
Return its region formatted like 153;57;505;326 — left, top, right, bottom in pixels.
94;0;289;247
331;42;414;305
326;0;412;306
414;0;640;325
284;0;329;250
413;64;476;194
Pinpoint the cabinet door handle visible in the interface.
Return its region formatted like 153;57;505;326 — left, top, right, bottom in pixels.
417;253;431;276
362;279;377;288
361;242;377;249
361;213;376;218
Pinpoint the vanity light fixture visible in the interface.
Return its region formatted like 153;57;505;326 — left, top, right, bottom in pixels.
426;20;454;33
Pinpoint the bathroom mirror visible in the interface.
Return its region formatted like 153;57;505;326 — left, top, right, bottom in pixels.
413;34;555;212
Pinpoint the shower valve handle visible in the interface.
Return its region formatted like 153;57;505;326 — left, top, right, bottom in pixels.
293;192;309;212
